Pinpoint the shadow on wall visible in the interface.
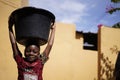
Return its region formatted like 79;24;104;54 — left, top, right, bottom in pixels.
98;45;120;80
99;53;115;80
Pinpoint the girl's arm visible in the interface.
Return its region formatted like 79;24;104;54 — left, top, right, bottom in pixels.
42;24;56;58
9;27;22;57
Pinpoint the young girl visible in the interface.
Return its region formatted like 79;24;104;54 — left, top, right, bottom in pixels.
8;21;55;80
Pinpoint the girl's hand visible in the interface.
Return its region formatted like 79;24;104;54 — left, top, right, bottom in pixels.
51;23;56;29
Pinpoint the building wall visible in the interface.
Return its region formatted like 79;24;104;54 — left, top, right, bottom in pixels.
98;26;120;80
43;23;97;80
0;0;97;80
0;0;28;80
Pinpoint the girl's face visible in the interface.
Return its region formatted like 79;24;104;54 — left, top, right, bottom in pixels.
24;45;40;62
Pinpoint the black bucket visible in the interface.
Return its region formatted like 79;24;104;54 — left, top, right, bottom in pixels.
9;7;55;46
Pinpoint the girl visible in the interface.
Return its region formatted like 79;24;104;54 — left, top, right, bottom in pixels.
8;21;55;80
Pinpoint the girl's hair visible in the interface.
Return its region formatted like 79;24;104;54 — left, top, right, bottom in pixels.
25;40;40;49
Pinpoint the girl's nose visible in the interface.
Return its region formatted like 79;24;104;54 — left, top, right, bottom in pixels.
29;51;34;55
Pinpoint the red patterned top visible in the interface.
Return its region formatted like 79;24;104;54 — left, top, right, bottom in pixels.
14;54;47;80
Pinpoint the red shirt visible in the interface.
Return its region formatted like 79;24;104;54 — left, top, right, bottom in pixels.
14;55;44;80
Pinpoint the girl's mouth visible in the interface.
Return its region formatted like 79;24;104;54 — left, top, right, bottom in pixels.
27;56;35;61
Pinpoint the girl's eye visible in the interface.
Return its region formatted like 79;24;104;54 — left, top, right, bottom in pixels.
26;49;38;53
26;49;31;52
33;50;38;53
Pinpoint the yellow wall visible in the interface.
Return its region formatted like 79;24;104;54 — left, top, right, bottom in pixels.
0;0;97;80
0;0;28;80
98;26;120;80
0;0;21;8
43;23;97;80
0;0;20;80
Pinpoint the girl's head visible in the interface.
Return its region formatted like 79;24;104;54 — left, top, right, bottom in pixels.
24;43;40;63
